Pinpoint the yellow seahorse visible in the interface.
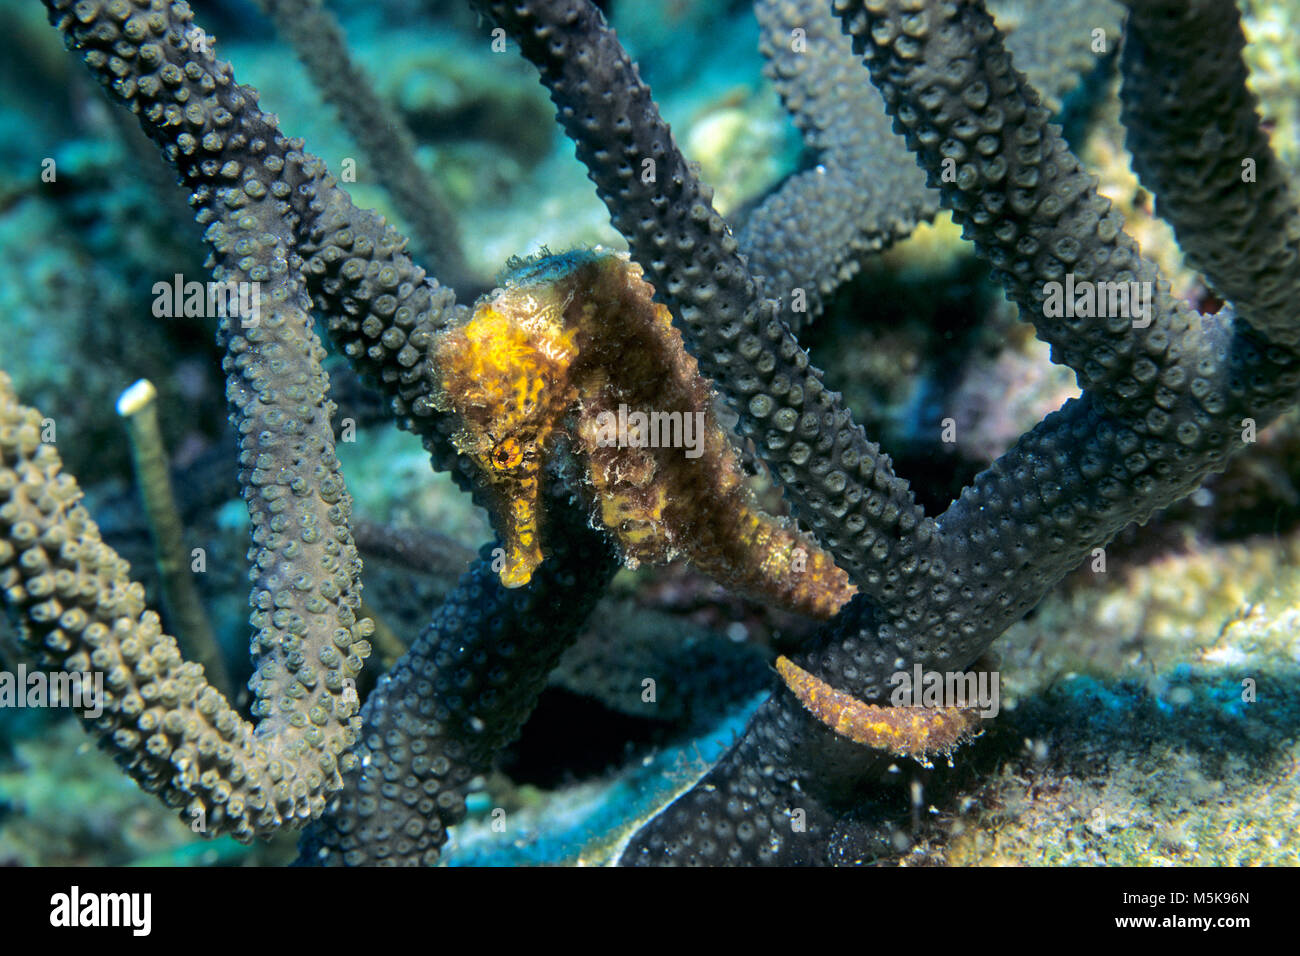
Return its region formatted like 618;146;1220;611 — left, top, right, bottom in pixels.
431;248;854;620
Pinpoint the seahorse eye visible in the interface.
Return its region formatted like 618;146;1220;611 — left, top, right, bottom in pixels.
491;436;524;471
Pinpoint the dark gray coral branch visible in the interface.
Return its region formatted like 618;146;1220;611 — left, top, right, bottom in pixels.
738;0;939;329
299;484;619;865
1119;0;1300;347
739;0;1123;330
836;0;1192;417
254;0;480;294
467;0;934;611
618;0;1300;863
45;0;374;819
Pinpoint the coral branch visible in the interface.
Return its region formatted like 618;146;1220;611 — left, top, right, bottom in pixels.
621;0;1300;863
468;0;933;608
739;0;939;329
836;0;1187;413
740;0;1122;330
44;0;376;789
1120;0;1300;346
299;484;618;865
0;371;368;839
117;379;231;697
253;0;479;294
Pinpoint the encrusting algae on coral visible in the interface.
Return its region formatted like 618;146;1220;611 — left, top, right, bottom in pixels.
431;249;855;619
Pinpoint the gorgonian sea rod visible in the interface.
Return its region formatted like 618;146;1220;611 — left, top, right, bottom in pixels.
0;0;1297;866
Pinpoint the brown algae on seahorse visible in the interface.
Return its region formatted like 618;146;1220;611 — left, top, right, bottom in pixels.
430;248;855;618
775;656;981;761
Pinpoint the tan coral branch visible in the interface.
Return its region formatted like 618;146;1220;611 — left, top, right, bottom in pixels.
0;372;370;841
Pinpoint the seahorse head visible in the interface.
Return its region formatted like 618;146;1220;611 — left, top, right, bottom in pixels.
430;263;584;587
